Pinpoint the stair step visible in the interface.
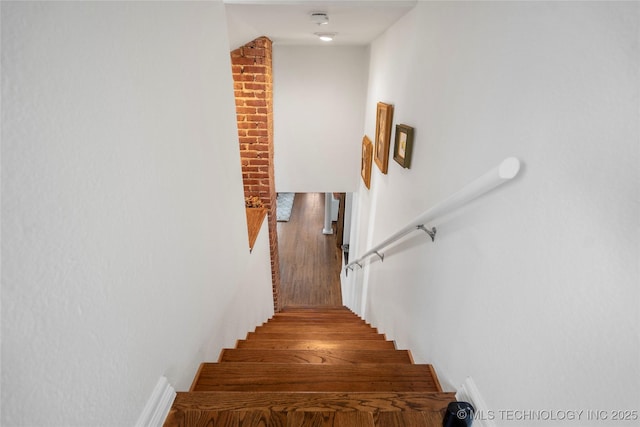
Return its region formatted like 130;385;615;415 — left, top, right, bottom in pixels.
279;306;351;312
262;318;372;325
270;315;364;322
165;391;453;426
273;310;359;317
165;407;447;427
246;331;387;341
170;391;455;412
236;339;397;350
273;310;359;316
268;316;367;324
218;349;413;364
255;323;378;333
191;363;442;392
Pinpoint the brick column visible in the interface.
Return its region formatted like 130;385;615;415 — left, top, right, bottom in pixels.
231;37;280;311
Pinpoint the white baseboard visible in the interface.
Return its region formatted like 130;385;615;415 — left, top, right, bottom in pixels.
456;376;496;427
135;376;176;427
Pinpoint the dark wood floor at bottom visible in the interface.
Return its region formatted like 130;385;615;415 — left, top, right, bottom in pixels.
277;193;343;308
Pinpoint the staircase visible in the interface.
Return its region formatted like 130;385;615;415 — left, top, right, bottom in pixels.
164;306;455;426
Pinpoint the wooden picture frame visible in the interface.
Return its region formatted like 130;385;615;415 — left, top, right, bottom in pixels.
393;124;414;169
374;102;394;174
361;135;373;189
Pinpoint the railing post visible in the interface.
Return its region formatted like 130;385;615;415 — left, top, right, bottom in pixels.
322;192;333;235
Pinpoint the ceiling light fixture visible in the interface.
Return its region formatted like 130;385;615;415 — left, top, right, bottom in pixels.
315;32;335;42
310;12;329;26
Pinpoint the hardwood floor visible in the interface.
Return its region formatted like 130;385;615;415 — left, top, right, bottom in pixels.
277;193;343;308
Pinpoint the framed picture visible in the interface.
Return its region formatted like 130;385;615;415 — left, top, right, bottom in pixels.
393;124;414;168
374;102;394;174
361;135;373;189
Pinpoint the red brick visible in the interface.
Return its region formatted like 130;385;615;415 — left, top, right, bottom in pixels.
244;99;266;107
240;91;259;98
241;151;259;159
240;75;255;83
243;66;264;74
244;83;266;91
249;172;268;179
237;122;254;130
247;129;268;137
236;107;257;115
234;56;260;65
243;47;265;57
247;114;268;123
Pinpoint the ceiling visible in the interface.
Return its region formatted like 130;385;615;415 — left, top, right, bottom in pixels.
224;0;417;49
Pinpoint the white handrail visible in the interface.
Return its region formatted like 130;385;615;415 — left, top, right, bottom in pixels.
345;157;521;272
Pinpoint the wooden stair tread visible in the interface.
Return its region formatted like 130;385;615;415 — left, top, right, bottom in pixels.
272;311;362;320
236;339;397;350
218;349;413;364
270;315;364;321
171;391;456;412
257;321;375;328
166;392;453;427
166;408;445;427
255;324;379;334
279;306;350;312
191;363;441;392
265;316;369;326
272;310;361;316
246;331;386;341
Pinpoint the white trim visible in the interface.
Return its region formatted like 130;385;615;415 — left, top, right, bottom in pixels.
456;376;497;427
135;376;176;427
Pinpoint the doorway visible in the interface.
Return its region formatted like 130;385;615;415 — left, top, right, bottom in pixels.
276;193;345;307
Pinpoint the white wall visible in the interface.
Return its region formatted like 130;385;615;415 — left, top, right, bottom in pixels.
273;46;368;192
345;2;639;425
1;2;274;426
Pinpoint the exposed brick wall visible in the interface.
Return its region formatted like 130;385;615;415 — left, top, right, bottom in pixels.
231;37;281;311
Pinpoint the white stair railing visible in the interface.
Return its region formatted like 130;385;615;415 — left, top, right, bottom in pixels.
345;157;521;273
